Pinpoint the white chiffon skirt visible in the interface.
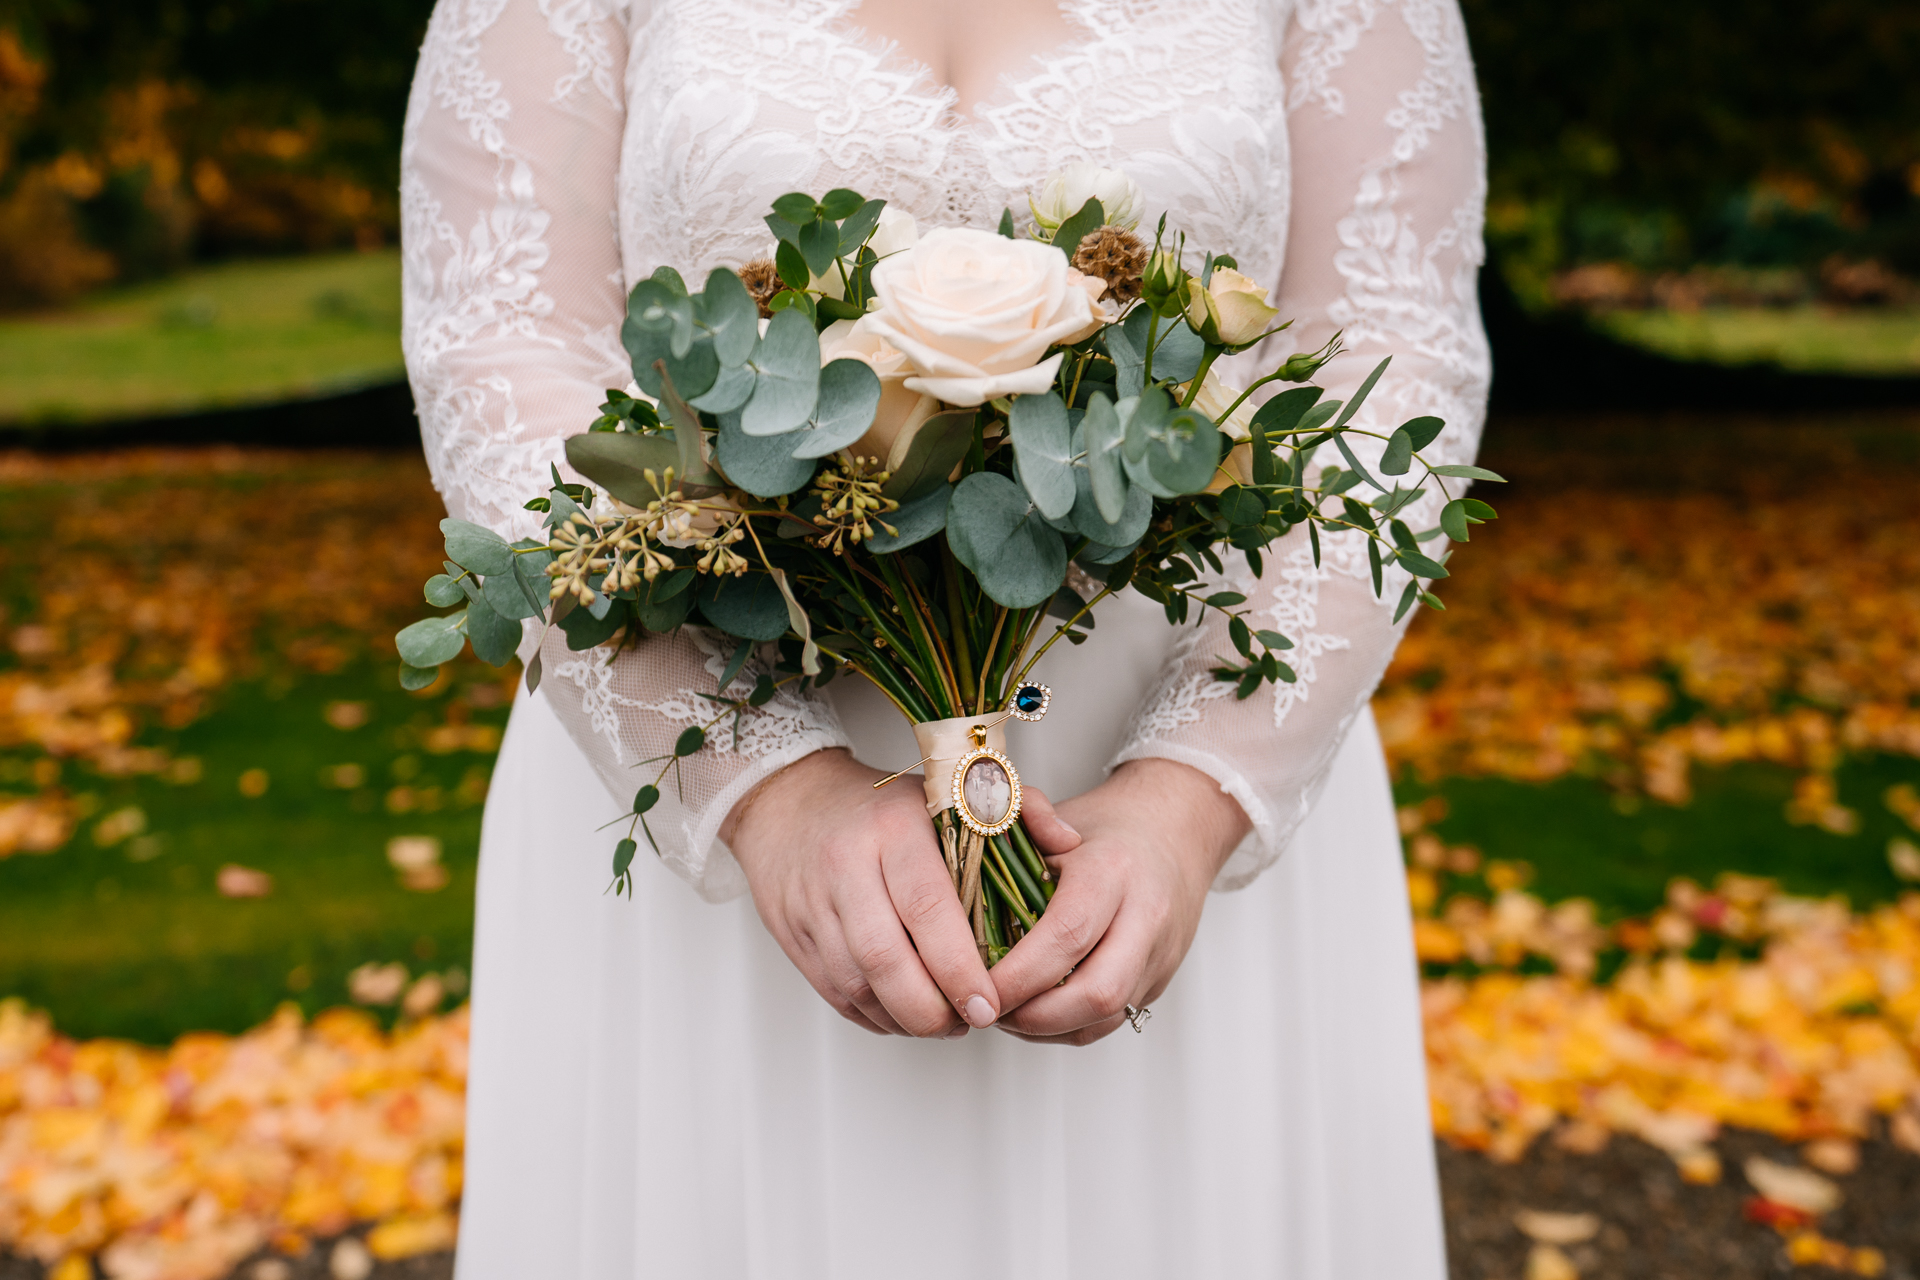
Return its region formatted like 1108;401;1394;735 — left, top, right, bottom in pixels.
453;597;1446;1279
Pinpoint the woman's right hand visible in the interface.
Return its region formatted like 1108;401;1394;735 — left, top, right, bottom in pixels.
723;748;1076;1038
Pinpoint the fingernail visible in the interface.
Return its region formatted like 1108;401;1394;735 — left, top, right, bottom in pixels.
944;1024;969;1040
964;995;997;1028
1057;818;1081;840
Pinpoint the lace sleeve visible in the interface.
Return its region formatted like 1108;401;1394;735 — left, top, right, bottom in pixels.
401;0;849;902
1109;0;1491;890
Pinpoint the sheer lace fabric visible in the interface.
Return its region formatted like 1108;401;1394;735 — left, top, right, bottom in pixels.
401;0;1490;901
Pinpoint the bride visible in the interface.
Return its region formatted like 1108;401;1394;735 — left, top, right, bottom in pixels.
401;0;1490;1275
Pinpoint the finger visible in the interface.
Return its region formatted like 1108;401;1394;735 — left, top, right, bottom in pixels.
999;1013;1128;1047
781;922;894;1035
831;880;962;1038
1019;786;1081;855
881;839;999;1029
810;918;910;1035
987;861;1122;1016
1000;903;1153;1038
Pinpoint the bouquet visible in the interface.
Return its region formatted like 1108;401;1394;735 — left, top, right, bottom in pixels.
396;165;1500;965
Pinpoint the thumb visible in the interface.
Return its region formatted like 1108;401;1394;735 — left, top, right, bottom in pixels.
1019;786;1081;854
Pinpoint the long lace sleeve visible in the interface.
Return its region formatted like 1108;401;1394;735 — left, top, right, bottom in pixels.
400;0;849;902
1109;0;1491;890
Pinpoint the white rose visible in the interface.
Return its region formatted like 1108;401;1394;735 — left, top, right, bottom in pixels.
819;315;943;469
1184;266;1281;349
866;205;918;261
1029;162;1144;234
1187;369;1257;494
863;228;1105;408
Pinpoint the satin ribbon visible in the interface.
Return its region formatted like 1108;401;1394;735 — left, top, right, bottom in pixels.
911;714;1008;818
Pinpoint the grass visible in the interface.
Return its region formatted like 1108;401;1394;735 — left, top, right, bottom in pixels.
0;658;504;1044
1599;305;1920;375
1398;753;1920;919
0;251;402;424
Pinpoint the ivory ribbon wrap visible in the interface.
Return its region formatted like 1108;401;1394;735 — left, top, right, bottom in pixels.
911;715;1008;818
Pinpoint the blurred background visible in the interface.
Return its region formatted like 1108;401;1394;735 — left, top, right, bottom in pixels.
0;2;1916;1279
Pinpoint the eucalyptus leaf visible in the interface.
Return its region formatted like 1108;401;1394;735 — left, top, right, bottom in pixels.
688;362;757;413
1429;464;1507;481
770;192;817;224
1008;392;1076;520
440;519;513;576
482;567;543;622
565;431;680;508
1068;448;1151;545
398;663;439;692
1330;356;1391;432
818;188;863;220
1395;549;1450;579
395;613;466;668
1081;391;1129;524
560;598;625;650
790;358;881;459
635;581;695;632
796;218;841;278
464;595;524;667
714;412;816;498
1076;539;1138;566
1104;316;1145;400
1216;486;1266;527
740;308;821;436
1401;415;1446;450
837;199;886;256
946;472;1068;609
1380;428;1414;477
699;268;760;367
697;574;792;642
423;575;465;608
880;410;974;502
865;482;950;552
623;279;718;400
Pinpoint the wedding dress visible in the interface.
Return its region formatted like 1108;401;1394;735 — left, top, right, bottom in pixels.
400;1;1490;1275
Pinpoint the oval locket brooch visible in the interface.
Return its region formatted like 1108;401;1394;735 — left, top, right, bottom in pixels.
950;683;1050;838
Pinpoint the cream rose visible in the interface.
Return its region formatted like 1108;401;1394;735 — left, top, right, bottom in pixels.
1187;369;1258;493
863;228;1106;408
1029;162;1144;234
1184;266;1281;349
818;315;943;470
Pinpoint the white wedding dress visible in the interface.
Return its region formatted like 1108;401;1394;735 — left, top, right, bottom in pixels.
400;2;1490;1275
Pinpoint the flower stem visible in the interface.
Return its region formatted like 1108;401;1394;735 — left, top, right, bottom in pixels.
940;541;977;709
993;833;1049;915
1181;347;1221;407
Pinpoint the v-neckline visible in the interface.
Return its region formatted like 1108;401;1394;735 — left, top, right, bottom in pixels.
823;0;1097;136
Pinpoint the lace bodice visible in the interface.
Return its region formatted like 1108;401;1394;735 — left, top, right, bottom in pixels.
401;0;1490;900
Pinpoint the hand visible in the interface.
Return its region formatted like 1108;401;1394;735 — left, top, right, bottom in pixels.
988;758;1250;1046
722;748;1079;1039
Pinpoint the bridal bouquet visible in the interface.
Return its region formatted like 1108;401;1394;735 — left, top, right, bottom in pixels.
396;166;1499;964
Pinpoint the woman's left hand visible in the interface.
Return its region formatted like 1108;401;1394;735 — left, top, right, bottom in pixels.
988;758;1250;1045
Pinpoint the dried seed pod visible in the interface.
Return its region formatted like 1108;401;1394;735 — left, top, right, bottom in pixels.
738;259;782;317
1070;225;1149;305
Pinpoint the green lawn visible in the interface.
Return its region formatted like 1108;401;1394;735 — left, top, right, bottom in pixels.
1599;305;1920;375
0;657;503;1044
1399;754;1920;919
0;251;403;424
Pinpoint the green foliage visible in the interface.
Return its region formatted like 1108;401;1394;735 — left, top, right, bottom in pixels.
1464;0;1920;282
